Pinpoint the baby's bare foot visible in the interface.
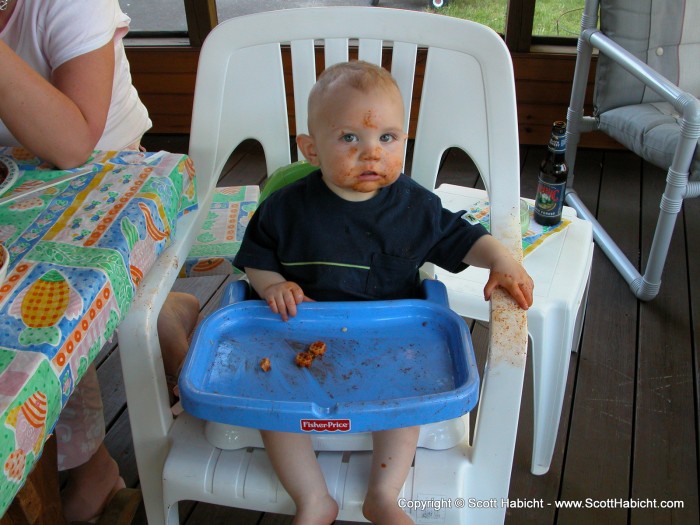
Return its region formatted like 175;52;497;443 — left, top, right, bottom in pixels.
293;493;339;525
363;491;414;525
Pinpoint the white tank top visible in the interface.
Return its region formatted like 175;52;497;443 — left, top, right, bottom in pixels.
0;0;152;151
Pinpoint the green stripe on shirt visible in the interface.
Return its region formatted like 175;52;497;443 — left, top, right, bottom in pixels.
281;261;370;270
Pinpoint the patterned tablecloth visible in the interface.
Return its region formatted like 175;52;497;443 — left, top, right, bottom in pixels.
0;147;196;515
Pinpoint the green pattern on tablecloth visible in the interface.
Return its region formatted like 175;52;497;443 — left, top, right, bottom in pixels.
0;350;14;378
0;356;61;514
182;185;259;277
30;242;134;315
0;148;195;516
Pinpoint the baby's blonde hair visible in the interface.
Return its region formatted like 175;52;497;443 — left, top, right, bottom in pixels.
312;60;399;96
307;61;402;131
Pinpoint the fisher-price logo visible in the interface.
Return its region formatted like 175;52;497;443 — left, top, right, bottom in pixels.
300;419;351;432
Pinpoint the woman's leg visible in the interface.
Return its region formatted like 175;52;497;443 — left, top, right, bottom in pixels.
56;365;122;522
58;289;200;521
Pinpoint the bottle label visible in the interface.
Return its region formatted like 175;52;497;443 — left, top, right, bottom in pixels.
535;179;566;218
548;134;566;154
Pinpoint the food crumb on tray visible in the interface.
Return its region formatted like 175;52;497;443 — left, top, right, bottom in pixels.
308;340;327;357
260;357;271;372
294;340;328;368
295;351;314;368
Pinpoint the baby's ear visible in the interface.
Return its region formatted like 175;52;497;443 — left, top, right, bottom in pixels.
296;134;320;166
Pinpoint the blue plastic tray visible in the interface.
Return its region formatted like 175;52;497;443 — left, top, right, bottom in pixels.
179;280;479;433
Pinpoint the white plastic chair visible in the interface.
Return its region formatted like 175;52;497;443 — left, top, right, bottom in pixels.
117;7;527;524
431;190;593;476
421;13;595;477
565;0;700;301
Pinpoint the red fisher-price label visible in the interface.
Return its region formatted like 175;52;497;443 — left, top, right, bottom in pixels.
300;419;351;432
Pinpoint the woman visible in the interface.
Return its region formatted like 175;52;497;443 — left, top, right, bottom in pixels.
0;0;152;521
0;0;151;167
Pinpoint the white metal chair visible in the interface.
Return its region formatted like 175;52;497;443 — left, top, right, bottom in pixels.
117;7;527;524
565;0;700;301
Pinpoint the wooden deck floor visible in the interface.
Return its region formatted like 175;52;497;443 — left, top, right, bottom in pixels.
99;133;699;524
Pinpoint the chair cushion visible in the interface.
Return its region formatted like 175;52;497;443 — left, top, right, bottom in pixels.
595;0;700;113
598;101;700;177
182;185;260;277
258;160;317;204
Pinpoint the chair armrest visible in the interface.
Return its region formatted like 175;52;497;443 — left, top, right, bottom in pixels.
220;280;252;307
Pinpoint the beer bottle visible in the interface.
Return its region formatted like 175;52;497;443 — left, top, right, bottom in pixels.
534;121;568;226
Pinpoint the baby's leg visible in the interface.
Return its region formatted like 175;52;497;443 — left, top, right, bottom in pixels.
260;430;338;524
363;426;420;525
157;291;202;389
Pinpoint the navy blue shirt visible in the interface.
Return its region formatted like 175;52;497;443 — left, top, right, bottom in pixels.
233;171;488;301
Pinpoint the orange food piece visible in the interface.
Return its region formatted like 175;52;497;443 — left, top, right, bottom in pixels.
260;357;271;372
295;351;314;368
308;340;327;357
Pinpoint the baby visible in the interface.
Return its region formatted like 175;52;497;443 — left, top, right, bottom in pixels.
233;60;533;525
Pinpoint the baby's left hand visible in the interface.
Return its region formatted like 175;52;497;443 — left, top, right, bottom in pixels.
483;261;534;310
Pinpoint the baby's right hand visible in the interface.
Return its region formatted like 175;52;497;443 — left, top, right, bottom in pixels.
261;281;310;321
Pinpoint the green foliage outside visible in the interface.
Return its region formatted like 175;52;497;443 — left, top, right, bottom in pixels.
434;0;584;37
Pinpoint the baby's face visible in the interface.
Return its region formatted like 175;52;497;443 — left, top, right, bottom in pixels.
307;85;407;201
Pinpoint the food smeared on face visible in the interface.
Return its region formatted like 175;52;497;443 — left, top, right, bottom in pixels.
298;61;407;202
362;110;378;129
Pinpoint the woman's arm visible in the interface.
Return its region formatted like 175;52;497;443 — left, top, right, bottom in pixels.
0;39;113;168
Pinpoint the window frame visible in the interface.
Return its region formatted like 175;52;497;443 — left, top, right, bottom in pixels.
123;1;572;52
184;0;218;47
